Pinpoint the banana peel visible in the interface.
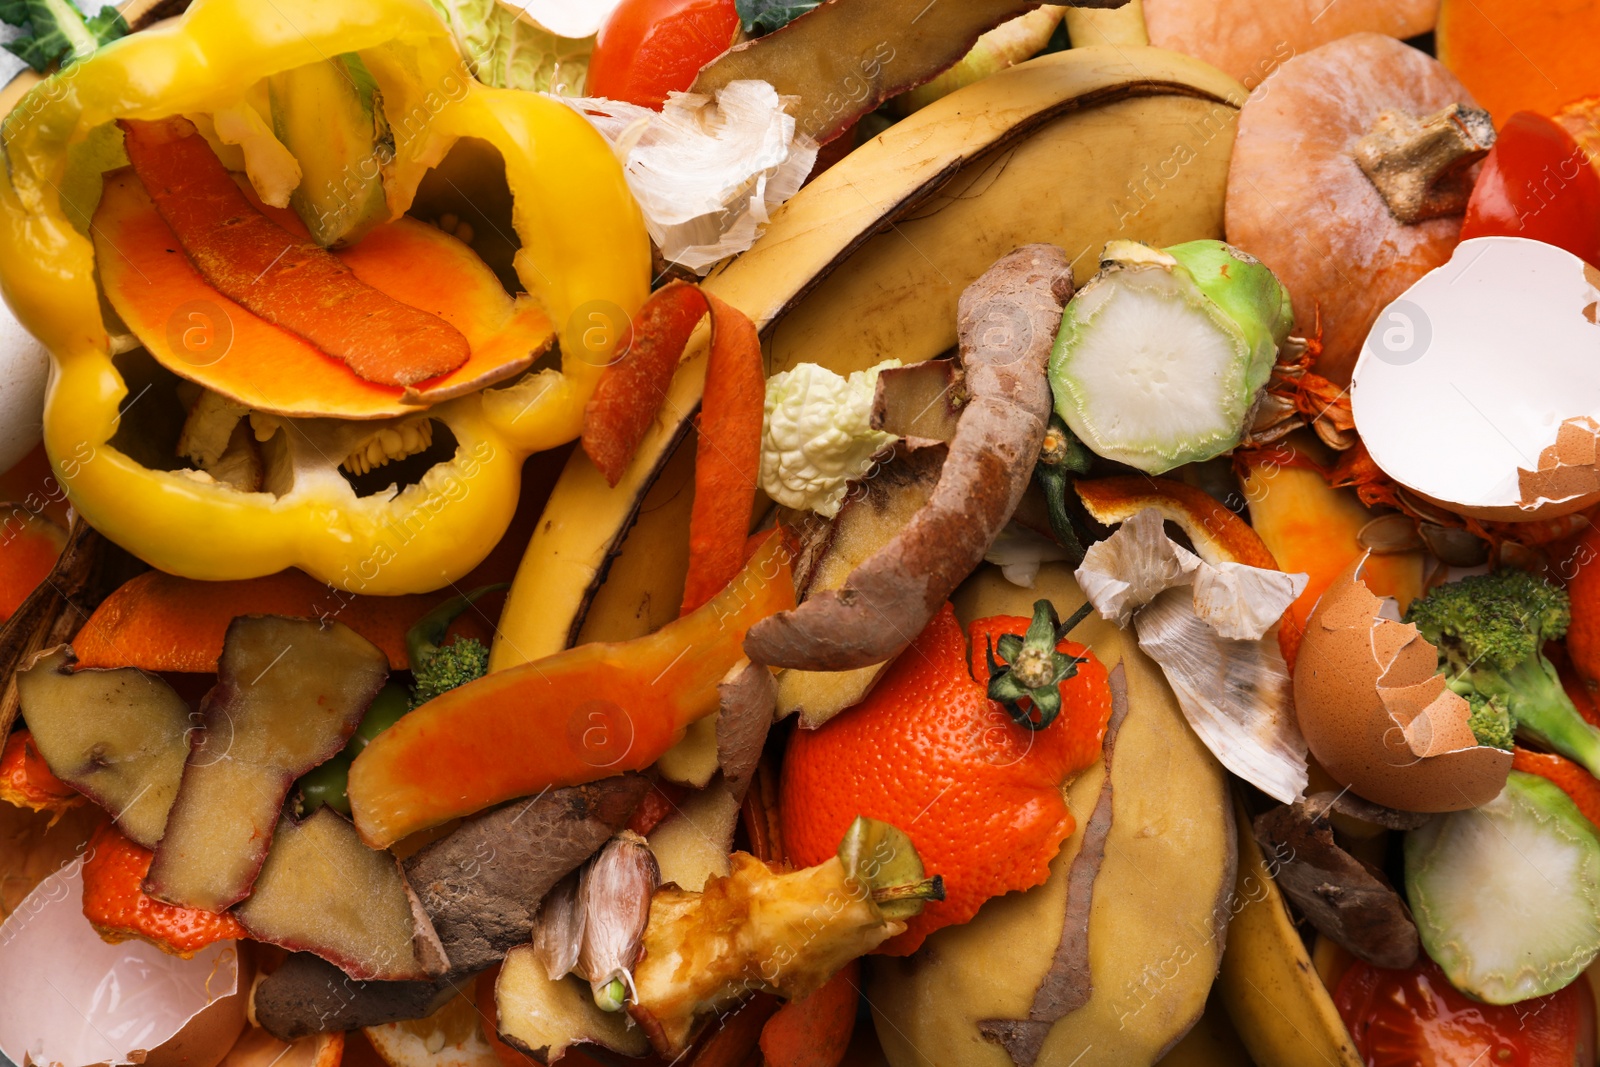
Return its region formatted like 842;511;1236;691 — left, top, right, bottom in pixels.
493;43;1246;668
1217;793;1363;1067
865;562;1235;1067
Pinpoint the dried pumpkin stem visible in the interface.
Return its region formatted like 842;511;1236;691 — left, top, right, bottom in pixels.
1354;104;1496;224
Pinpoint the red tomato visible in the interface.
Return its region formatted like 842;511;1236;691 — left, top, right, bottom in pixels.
1335;958;1596;1067
1460;110;1600;266
588;0;740;110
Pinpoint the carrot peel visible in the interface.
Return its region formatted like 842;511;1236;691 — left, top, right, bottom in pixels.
580;281;766;616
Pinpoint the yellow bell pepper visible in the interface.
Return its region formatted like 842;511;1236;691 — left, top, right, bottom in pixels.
0;0;649;594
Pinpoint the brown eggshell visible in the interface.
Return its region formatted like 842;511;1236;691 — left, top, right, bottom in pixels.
1293;558;1510;812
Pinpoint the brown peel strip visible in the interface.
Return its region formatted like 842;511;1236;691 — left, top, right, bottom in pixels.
1252;801;1418;969
402;774;650;973
692;0;1125;144
715;660;777;803
871;359;962;443
743;243;1073;672
977;663;1127;1066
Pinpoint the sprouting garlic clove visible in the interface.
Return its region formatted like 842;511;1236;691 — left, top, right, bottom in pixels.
530;872;584;983
577;831;660;1009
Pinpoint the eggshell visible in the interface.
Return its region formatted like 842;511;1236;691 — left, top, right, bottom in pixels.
1351;236;1600;521
0;859;248;1067
0;295;49;477
1292;557;1510;812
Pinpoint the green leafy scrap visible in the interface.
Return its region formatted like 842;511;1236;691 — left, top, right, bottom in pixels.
426;0;592;95
735;0;823;37
1;0;126;73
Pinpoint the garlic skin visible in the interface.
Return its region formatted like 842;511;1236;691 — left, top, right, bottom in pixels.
0;297;47;475
530;873;584;983
1076;507;1310;802
530;832;661;1010
560;81;819;273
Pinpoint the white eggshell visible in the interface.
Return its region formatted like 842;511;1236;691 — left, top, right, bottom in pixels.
1351;236;1600;519
0;297;48;475
0;859;245;1067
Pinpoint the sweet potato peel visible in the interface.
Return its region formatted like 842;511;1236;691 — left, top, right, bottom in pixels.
744;243;1074;671
581;281;765;616
119;117;469;387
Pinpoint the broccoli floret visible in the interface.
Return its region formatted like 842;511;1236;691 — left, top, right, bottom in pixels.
1405;569;1600;774
411;636;489;708
406;583;504;709
1464;692;1515;752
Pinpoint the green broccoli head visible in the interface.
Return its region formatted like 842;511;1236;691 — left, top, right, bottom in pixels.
1404;568;1570;675
1407;569;1600;774
411;637;490;708
1464;692;1515;751
404;583;503;709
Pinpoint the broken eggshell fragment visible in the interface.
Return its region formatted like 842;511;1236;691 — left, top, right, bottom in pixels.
0;860;247;1067
1351;236;1600;521
1293;557;1511;812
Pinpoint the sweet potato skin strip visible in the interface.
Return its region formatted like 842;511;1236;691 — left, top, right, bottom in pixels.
581;282;766;615
118;117;469;387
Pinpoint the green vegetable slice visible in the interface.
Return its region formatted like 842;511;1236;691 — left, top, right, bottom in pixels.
1048;239;1292;474
1406;770;1600;1004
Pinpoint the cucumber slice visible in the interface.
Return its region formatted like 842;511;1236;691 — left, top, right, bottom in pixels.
1406;770;1600;1003
1048;239;1292;474
269;54;393;248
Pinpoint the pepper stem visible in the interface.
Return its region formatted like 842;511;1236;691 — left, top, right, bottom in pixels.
871;875;946;905
1035;415;1091;564
986;599;1091;730
1353;104;1496;224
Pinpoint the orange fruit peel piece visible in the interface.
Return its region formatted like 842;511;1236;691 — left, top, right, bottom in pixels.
80;822;247;958
780;602;1112;955
0;730;83;816
1074;475;1277;569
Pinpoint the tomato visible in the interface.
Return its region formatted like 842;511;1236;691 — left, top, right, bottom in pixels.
588;0;740;110
1335;958;1596;1067
1460;110;1600;266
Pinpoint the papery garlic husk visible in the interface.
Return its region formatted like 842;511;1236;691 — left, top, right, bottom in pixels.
577;830;660;1006
1074;509;1201;626
984;522;1074;589
1136;588;1309;803
1076;507;1310;803
530;871;585;983
560;81;819;272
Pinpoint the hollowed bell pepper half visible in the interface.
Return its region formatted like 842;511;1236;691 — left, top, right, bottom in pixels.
0;0;649;594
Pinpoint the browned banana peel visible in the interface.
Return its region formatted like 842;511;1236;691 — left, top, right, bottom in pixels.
744;243;1073;672
694;0;1125;144
629;819;941;1055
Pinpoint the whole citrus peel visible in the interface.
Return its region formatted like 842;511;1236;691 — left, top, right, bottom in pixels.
780;602;1111;955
